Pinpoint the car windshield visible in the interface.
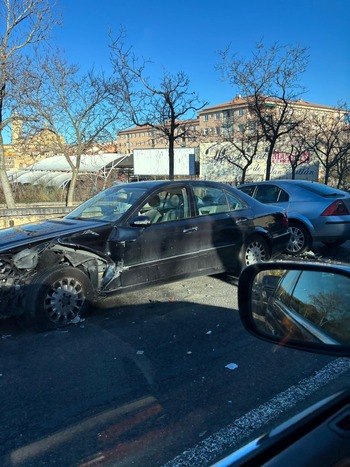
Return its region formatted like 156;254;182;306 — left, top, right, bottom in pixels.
66;185;148;222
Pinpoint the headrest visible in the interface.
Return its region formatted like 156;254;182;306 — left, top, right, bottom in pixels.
148;194;160;208
169;194;181;207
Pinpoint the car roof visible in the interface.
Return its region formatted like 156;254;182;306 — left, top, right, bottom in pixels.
119;180;235;190
238;179;349;194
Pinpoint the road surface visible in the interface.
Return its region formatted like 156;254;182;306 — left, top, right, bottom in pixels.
0;242;349;466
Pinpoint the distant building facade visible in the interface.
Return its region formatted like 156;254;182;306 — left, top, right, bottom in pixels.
115;119;200;154
115;96;345;183
5;96;347;184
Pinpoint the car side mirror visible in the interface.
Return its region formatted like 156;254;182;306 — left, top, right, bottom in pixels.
238;262;350;356
129;215;152;227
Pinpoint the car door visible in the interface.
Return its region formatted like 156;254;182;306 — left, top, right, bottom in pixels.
191;184;252;272
108;185;200;288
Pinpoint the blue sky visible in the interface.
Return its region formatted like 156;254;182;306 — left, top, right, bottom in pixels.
50;0;349;108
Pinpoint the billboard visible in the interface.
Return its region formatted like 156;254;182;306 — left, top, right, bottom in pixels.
133;148;196;176
200;143;319;183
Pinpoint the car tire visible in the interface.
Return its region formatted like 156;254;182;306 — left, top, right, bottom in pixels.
287;222;310;255
29;266;94;330
239;235;270;271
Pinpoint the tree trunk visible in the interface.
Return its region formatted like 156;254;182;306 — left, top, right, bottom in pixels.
324;167;330;185
265;147;273;181
168;139;174;180
66;168;79;206
241;167;247;184
0;134;16;208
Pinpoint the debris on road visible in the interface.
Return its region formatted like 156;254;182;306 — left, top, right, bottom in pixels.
225;363;238;370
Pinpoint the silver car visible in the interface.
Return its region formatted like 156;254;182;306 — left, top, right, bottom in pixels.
238;180;350;254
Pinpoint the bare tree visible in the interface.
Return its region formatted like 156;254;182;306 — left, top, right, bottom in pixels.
0;0;59;208
18;50;123;206
210;116;264;184
109;31;208;180
332;147;350;190
309;107;350;185
280;122;314;179
218;42;309;180
310;292;343;328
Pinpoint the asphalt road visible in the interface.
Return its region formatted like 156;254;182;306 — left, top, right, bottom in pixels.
0;242;350;466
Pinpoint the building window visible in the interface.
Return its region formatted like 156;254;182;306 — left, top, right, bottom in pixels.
238;124;244;132
215;112;221;120
248;121;258;132
204;115;209;121
216;127;221;135
238;109;244;116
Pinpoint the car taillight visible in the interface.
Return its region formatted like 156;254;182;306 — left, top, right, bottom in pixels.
282;212;288;227
321;200;350;216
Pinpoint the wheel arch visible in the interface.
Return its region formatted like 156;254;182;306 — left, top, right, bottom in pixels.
247;228;273;256
287;215;314;237
237;232;271;274
36;245;110;293
287;219;312;254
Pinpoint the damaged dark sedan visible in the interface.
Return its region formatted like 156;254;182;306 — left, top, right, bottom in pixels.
0;180;290;329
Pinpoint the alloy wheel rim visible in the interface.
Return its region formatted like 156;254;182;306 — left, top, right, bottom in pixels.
287;227;305;253
43;277;85;324
245;241;266;265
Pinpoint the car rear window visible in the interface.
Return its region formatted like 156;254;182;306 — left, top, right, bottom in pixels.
296;183;346;197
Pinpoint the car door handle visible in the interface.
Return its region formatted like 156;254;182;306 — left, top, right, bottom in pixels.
183;227;198;233
235;217;248;224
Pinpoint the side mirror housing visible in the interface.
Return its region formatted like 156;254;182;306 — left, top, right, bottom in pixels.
238;262;350;356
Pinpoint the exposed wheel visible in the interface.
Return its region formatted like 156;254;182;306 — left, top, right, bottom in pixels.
30;266;93;329
239;235;270;270
287;222;310;255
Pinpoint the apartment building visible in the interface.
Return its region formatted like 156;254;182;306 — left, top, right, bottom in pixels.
114;95;344;181
116;95;342;151
198;95;248;139
115;119;200;154
199;96;347;182
115;97;250;153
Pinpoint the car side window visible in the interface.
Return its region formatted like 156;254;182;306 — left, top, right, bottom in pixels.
193;186;230;215
139;187;190;223
225;191;248;211
278;188;289;202
255;185;280;203
255;185;289;203
239;185;256;197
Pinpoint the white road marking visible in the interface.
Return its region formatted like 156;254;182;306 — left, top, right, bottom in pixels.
163;358;350;467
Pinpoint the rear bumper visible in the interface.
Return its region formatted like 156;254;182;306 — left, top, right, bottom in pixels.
311;218;350;243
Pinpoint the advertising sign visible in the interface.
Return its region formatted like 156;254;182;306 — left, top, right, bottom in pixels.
134;148;195;176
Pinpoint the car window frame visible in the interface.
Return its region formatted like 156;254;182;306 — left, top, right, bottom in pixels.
137;185;191;224
192;185;248;216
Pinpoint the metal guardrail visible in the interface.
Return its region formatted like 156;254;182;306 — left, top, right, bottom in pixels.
0;205;75;229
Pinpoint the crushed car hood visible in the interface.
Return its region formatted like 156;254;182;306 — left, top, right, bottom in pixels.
0;217;109;253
